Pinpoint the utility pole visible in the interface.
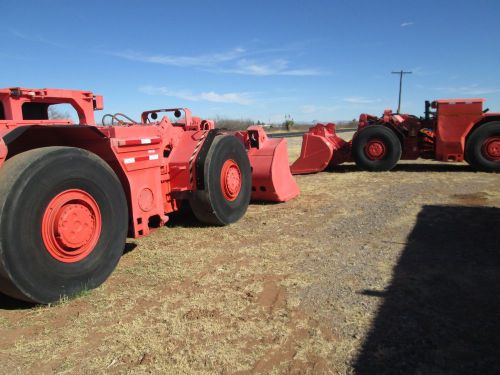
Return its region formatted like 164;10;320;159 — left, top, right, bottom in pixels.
391;70;412;113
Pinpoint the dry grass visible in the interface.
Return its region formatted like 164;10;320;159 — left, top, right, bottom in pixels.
0;135;498;374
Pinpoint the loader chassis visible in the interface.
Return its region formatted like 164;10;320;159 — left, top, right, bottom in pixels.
291;99;500;173
0;87;299;303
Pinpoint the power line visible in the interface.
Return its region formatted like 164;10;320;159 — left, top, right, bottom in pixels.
391;70;412;113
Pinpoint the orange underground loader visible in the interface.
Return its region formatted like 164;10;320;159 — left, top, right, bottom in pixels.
0;87;299;304
291;99;500;174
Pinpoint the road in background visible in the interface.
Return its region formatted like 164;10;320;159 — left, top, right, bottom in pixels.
268;128;356;138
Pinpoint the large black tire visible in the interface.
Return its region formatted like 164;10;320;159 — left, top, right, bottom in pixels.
189;135;251;225
0;147;128;304
465;122;500;172
352;126;402;171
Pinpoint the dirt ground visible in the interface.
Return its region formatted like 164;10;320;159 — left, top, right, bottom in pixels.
0;135;499;374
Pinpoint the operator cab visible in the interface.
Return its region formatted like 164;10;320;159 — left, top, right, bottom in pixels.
22;102;78;123
0;88;102;125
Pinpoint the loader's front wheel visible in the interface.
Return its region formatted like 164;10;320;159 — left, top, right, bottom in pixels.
190;135;251;225
352;126;402;171
0;147;128;304
465;121;500;172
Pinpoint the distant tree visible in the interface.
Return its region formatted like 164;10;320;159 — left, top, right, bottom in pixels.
283;114;294;131
214;116;254;131
48;106;70;119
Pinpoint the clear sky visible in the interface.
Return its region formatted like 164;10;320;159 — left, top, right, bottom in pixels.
2;0;500;124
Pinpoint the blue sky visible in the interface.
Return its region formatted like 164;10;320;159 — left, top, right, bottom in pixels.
1;0;500;123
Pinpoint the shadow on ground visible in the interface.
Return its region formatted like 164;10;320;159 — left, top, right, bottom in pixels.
0;293;35;310
165;202;206;228
123;242;137;255
0;241;139;310
165;199;279;228
329;163;474;173
354;205;500;374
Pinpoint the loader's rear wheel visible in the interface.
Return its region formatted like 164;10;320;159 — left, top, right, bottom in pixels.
352;126;401;171
190;135;251;225
0;147;127;304
465;122;500;172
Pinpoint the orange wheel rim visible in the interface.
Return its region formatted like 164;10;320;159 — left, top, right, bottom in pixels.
365;139;387;160
482;136;500;161
41;189;101;263
220;159;242;201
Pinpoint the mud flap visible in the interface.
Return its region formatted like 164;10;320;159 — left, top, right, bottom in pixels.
290;123;351;174
235;126;299;202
